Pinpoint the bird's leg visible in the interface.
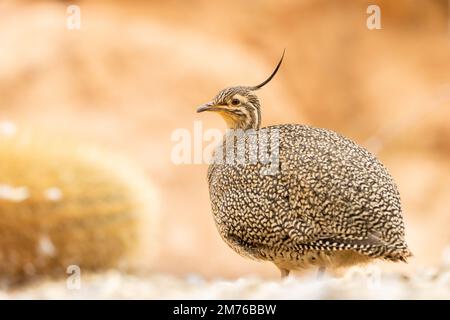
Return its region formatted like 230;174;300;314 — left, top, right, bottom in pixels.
279;267;290;279
317;266;326;279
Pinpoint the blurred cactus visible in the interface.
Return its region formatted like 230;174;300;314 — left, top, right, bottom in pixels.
0;127;159;284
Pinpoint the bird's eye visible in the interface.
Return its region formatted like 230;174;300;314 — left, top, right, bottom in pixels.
231;98;240;106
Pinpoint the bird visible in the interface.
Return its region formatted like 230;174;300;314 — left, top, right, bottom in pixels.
196;51;412;278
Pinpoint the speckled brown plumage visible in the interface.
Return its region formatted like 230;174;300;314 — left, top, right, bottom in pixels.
197;54;411;277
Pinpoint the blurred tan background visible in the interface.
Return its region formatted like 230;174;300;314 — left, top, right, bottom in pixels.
0;0;449;280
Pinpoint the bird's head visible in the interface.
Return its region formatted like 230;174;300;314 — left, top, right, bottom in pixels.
196;51;284;130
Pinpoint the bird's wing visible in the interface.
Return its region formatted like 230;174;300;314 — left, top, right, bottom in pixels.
307;231;388;248
278;171;379;246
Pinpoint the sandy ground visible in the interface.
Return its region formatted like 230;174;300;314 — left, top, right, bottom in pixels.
2;263;450;299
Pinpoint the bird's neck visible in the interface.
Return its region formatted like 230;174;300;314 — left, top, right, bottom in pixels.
226;118;260;130
223;105;261;130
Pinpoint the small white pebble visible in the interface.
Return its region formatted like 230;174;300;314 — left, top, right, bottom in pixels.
37;235;56;257
0;184;29;202
0;121;17;137
436;271;450;287
44;187;63;202
185;273;204;286
416;267;438;281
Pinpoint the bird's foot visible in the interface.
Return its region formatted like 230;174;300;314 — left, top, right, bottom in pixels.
279;268;290;279
317;266;326;279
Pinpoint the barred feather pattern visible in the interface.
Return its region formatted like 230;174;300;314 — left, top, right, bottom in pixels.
207;124;411;271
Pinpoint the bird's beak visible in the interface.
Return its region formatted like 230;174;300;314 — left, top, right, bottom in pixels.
196;102;216;113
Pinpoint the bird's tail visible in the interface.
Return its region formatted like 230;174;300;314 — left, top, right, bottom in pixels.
384;246;413;263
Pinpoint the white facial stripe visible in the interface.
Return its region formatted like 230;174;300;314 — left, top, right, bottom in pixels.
227;94;260;129
252;104;260;128
232;94;248;105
